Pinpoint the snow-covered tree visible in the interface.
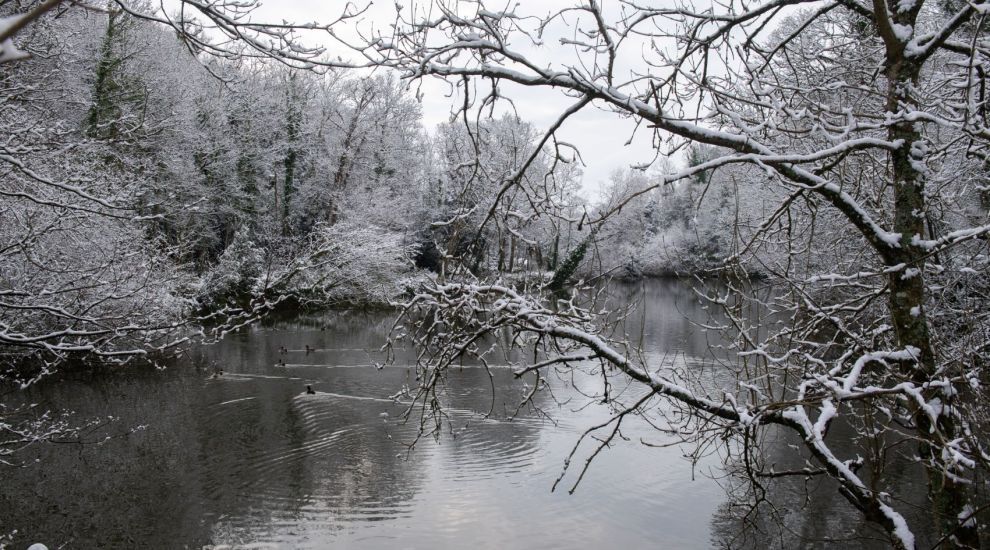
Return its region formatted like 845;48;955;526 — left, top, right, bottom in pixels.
344;2;990;547
3;1;989;546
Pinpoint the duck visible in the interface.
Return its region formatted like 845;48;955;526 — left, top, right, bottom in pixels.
305;384;316;395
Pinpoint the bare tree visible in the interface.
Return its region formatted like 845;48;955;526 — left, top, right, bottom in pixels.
347;2;990;548
4;0;990;546
0;3;429;467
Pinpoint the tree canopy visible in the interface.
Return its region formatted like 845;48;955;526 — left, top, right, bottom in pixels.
2;0;990;547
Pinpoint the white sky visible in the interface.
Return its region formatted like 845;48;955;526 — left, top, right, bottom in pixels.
226;0;665;200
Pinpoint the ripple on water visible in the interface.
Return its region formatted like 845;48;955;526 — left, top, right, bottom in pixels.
212;392;417;524
438;426;544;482
239;427;359;485
197;343;713;549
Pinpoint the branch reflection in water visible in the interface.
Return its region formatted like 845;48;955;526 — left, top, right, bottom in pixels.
1;280;923;549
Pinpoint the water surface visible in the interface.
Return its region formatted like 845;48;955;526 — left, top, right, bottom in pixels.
0;280;926;549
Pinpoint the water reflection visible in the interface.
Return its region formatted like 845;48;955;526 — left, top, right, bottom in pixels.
2;279;882;549
709;411;933;549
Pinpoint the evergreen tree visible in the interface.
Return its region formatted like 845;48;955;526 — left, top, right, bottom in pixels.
85;5;143;141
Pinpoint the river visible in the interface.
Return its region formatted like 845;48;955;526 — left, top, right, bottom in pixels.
0;279;929;549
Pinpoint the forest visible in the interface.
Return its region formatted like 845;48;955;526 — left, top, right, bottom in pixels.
2;0;990;548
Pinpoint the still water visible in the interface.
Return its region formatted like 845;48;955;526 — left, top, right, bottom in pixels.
0;280;922;549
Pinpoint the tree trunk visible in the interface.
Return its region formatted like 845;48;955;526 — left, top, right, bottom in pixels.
883;22;979;547
550;232;559;270
497;234;505;272
508;236;516;273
